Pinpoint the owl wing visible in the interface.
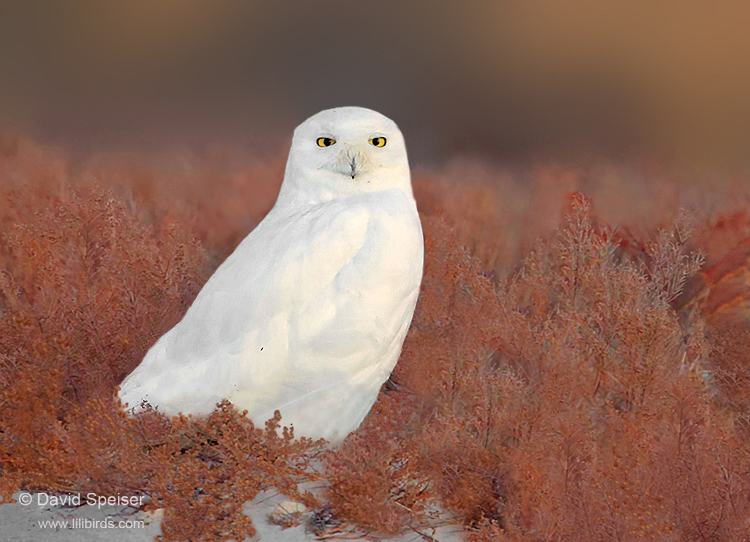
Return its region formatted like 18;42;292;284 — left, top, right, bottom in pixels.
118;190;422;424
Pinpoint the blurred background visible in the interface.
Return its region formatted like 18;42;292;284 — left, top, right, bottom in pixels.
1;0;749;166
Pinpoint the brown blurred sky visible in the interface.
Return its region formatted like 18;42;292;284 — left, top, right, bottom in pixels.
1;1;749;164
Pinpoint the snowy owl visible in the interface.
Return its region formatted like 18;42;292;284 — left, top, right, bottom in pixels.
118;106;424;444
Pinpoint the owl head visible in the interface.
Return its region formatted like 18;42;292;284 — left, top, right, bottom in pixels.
278;107;412;206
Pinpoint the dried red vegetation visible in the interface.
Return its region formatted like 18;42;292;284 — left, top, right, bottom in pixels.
2;132;750;541
328;196;750;541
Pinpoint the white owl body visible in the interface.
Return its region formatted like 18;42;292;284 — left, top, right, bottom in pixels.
118;107;424;443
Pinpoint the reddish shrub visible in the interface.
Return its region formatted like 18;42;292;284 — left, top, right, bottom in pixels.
325;196;750;540
0;170;321;540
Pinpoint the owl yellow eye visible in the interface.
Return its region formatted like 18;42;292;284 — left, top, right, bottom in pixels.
369;137;387;147
316;137;336;147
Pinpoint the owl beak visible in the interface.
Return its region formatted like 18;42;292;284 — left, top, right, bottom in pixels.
337;148;363;179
